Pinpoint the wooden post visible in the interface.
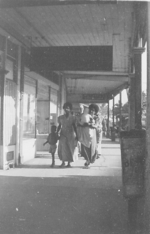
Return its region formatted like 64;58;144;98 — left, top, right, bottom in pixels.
35;80;38;139
19;47;25;165
129;76;136;130
15;45;21;166
59;74;63;115
113;96;115;127
107;100;110;137
0;36;7;169
119;91;122;130
144;2;150;233
133;47;145;129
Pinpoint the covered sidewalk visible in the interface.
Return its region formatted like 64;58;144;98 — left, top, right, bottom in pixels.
0;138;129;234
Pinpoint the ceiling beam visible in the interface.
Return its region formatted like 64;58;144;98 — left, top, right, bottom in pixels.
107;82;129;99
67;93;108;103
63;71;129;82
65;75;128;82
62;71;129;77
0;0;117;8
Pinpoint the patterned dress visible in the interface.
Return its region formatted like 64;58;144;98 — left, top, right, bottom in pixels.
58;114;78;162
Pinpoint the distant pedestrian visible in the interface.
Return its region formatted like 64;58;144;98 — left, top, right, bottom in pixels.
57;102;78;168
43;125;58;167
95;112;102;158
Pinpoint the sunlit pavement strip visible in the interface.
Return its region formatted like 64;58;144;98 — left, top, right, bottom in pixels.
0;138;122;179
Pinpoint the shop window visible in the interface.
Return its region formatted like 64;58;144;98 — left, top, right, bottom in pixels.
5;58;14;80
37;101;50;134
37;83;50;134
23;77;36;138
50;88;58;125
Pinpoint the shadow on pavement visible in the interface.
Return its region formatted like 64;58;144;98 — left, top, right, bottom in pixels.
0;174;128;234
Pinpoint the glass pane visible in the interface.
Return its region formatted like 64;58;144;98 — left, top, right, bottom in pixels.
37;83;49;100
50;88;58;125
5;59;14;80
23;77;36;138
37;101;49;134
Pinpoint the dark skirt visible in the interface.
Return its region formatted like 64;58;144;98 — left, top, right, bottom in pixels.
81;143;97;164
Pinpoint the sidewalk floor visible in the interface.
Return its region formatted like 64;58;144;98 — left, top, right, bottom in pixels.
0;138;128;234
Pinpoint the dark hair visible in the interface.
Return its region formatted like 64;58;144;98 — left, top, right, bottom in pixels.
89;104;99;114
63;102;72;110
51;125;57;132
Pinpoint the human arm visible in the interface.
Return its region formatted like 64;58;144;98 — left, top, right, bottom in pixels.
56;116;62;138
43;134;51;146
72;122;78;141
56;123;61;139
43;140;48;146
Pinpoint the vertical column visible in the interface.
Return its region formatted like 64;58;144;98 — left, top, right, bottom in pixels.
58;74;64;115
35;80;38;139
49;87;51;132
119;91;122;130
112;96;115;127
129;75;136;129
15;45;21;166
19;47;25;164
133;47;145;129
107;100;110;137
0;36;7;169
144;2;150;232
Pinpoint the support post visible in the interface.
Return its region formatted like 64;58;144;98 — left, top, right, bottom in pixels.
133;47;145;129
129;76;136;129
144;2;150;233
0;36;7;169
107;101;110;138
119;91;122;130
15;45;21;166
112;96;115;127
19;47;25;165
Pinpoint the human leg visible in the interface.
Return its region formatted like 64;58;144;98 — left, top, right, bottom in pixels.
66;162;72;167
59;161;66;167
81;144;91;166
51;153;55;167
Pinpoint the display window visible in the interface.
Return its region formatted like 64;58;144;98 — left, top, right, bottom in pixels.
37;83;50;134
23;76;36;138
50;88;58;125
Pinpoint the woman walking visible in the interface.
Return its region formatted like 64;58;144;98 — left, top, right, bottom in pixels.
57;102;78;167
77;104;99;168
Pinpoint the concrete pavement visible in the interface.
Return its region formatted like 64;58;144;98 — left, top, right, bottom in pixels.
0;138;128;234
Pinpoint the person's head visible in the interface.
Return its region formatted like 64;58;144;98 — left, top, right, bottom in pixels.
89;104;99;116
63;102;72;114
51;125;57;133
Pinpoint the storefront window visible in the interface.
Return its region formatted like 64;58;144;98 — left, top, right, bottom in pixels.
23;77;36;138
50;88;58;125
37;83;50;134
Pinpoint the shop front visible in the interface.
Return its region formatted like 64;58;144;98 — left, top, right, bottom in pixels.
21;75;37;163
0;34;21;169
22;71;59;156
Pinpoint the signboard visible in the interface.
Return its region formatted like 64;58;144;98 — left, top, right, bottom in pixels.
82;94;107;101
